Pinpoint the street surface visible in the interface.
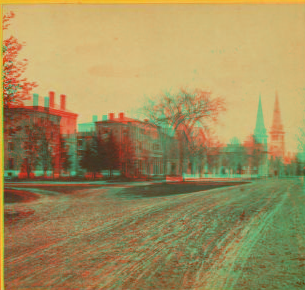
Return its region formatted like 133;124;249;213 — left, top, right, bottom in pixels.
4;179;305;289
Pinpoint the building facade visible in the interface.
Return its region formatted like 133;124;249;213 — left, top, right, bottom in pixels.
95;112;164;177
4;91;78;178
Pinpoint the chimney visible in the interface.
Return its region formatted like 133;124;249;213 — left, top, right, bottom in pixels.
60;94;66;111
119;112;124;119
44;96;49;111
109;112;115;120
102;115;107;121
92;115;98;123
33;94;39;107
49;91;55;108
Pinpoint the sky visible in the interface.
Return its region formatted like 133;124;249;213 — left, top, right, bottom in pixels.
3;4;305;152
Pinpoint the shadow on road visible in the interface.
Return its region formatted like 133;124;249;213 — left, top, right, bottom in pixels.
120;181;250;198
4;188;40;204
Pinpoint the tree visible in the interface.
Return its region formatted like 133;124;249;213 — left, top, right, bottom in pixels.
237;162;242;174
199;128;223;174
21;124;41;178
97;135;108;172
3;11;37;126
106;131;120;178
80;141;91;175
295;159;301;176
159;127;178;176
141;88;226;175
298;127;305;151
80;135;102;179
18;117;60;179
243;135;265;174
227;138;244;175
297;101;305;164
121;130;136;177
40;130;53;177
35;117;60;178
59;135;72;176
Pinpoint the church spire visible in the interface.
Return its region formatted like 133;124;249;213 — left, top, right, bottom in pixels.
254;94;267;145
271;91;284;133
269;91;285;158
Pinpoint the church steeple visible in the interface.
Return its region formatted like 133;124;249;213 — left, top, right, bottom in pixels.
270;91;284;133
254;94;268;145
269;91;285;158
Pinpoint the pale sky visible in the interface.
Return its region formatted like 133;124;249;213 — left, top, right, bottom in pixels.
4;4;305;152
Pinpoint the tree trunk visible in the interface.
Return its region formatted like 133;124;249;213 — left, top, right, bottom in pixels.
27;166;31;179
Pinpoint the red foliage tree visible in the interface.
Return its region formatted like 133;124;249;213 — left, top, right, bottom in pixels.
3;11;37;122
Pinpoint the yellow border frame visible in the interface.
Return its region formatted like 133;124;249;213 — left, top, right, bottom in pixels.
1;5;3;289
1;1;305;289
1;0;305;3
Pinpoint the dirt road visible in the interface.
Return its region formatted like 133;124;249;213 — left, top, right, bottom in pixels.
4;179;305;289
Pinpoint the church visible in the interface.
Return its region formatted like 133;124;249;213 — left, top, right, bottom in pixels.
253;92;286;176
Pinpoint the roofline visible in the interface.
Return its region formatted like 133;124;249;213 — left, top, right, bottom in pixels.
96;119;159;128
9;106;78;118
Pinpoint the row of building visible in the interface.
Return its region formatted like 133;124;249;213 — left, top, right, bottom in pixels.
3;90;301;179
4;91;180;178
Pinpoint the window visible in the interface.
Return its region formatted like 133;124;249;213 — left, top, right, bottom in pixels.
9;158;14;170
8;142;14;151
153;143;160;151
9;128;15;137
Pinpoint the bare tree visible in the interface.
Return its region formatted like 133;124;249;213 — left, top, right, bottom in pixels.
297;104;305;155
243;135;266;174
141;88;226;175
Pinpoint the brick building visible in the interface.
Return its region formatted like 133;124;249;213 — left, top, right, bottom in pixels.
95;112;164;177
4;91;78;178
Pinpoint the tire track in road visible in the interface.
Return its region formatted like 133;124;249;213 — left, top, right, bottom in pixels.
234;179;305;290
101;182;278;290
8;182;266;288
60;192;224;289
6;187;222;287
107;182;270;289
188;182;279;289
199;181;296;290
5;180;292;289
